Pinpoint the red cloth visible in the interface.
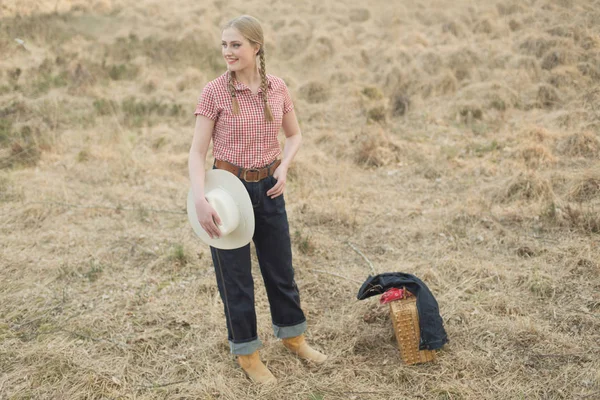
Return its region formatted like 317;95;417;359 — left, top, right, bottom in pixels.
194;72;294;168
379;287;413;304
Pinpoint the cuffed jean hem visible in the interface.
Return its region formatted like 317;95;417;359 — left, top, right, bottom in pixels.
229;338;262;355
273;320;307;339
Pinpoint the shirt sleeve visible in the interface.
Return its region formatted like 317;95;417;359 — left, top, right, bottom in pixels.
282;81;294;115
194;84;218;120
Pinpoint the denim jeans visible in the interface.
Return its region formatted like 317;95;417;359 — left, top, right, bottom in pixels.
210;172;306;355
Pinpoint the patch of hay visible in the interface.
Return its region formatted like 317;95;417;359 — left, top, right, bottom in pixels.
390;93;410;117
511;56;541;81
490;51;516;69
329;70;355;85
442;21;468;38
526;126;552;143
518;36;561;58
541;48;577;70
545;203;600;234
366;106;387;123
418;51;444;75
579;49;600;69
0;173;23;201
508;19;522;31
422;71;458;98
298;81;330;104
353;126;402;168
497;2;525;16
65;61;97;94
302;36;335;65
383;64;420;95
435;71;459;95
517;145;557;169
0;109;44;169
361;86;384;100
556;132;600;158
547;25;582;41
577;62;600;81
546;66;581;89
175;68;205;92
550;110;591;130
2;142;42;169
496;172;554;203
579;34;600;51
415;162;443;180
568;169;600;202
349;8;371;23
472;18;497;35
403;32;430;47
455;103;483;123
456;81;520;114
276;27;312;59
536;84;561;108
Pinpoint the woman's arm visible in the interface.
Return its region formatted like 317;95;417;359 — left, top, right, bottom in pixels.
267;109;302;199
189;115;222;238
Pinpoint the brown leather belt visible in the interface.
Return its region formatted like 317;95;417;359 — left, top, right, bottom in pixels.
214;159;281;182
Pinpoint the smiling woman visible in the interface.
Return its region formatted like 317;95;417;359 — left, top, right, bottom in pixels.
187;15;327;385
220;18;274;120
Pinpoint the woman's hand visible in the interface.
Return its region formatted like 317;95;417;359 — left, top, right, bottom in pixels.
195;198;222;239
267;164;288;198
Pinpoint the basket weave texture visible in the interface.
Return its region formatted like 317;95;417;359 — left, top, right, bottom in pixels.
389;296;437;364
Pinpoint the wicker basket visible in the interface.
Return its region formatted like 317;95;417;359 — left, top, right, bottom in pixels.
389;292;437;365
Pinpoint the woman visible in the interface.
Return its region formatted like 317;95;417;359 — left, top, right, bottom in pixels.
188;15;327;384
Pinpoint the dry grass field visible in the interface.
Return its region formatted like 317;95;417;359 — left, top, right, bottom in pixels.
1;0;599;399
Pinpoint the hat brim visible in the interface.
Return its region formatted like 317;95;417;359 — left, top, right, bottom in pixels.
187;169;255;250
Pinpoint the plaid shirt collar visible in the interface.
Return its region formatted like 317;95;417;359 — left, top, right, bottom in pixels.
232;74;273;93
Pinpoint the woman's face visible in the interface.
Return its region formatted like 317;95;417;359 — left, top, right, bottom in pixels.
221;27;259;73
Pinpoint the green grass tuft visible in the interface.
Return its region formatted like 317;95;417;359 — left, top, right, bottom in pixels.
169;244;188;266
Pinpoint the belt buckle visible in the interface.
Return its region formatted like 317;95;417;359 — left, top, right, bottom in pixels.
243;168;261;182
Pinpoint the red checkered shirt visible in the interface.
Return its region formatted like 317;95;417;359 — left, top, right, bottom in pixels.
194;72;295;168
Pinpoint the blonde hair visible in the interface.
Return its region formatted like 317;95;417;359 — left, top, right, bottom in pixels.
223;15;274;122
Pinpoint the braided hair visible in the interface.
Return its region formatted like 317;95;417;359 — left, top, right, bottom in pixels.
227;70;240;115
223;15;273;122
258;48;274;122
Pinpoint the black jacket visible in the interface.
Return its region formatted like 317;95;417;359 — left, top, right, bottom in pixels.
357;273;448;350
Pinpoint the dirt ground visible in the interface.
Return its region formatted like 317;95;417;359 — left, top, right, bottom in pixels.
1;0;599;399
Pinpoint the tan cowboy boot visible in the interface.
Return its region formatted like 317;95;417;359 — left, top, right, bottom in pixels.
282;334;328;363
237;351;277;384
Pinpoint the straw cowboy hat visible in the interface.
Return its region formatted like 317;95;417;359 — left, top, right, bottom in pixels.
187;169;255;249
